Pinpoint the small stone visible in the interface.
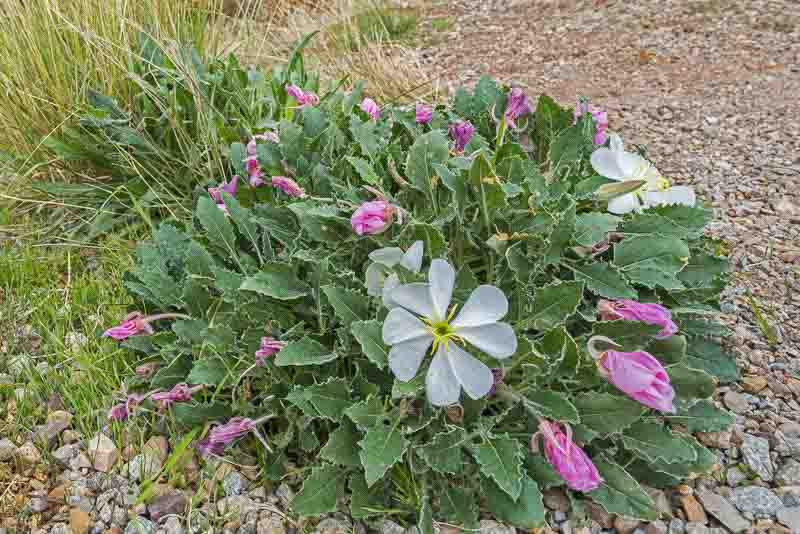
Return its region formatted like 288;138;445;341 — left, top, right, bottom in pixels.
86;434;119;473
696;490;750;532
776;507;800;532
667;519;685;534
645;521;668;534
775;423;800;457
70;507;92;533
777;459;800;485
62;429;82;444
32;419;70;449
743;376;769;393
681;495;708;523
30;492;49;512
378;520;405;534
312;518;353;534
724;391;750;414
742;434;774;481
478;520;515;534
125;453;162;482
542;488;570;512
256;514;286;534
148;492;187;522
727;466;748;487
217;495;259;517
646;487;674;519
684;524;709;534
47;410;73;426
614;516;642;534
52;443;81;468
730;486;783;516
49;524;70;534
585;500;613;528
160;517;183;534
142;436;168;461
275;483;294;508
697;431;732;449
0;438;17;461
224;471;248;497
124;517;154;534
15;441;41;466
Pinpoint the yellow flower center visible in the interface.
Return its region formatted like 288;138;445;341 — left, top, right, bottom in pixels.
655;177;671;191
423;306;464;353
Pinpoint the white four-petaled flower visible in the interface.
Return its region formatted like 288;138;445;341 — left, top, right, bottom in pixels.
365;241;424;308
382;259;517;406
590;134;696;214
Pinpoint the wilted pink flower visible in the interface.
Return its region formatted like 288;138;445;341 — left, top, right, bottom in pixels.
197;417;258;457
361;98;380;120
351;200;395;236
286;84;319;108
135;362;160;378
254;131;280;143
108;394;145;422
532;420;602;492
504;88;530;129
597;299;678;339
208;176;239;214
103;312;154;341
150;383;203;410
245;144;265;187
449;120;475;153
589;336;676;413
574;100;609;145
255;337;286;366
271;176;306;198
415;103;433;125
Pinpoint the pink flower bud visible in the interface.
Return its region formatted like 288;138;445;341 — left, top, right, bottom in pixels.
135;362;160;378
449;120;475;153
197;417;257;456
255;337;286;366
208;175;239;205
108;393;145;422
415;103;433;125
360;98;380;120
597;299;678;339
103;312;153;341
598;349;676;413
533;421;602;492
351;200;395;236
286;84;319;108
150;383;202;410
271;176;306;198
504;88;530;129
574;100;609;145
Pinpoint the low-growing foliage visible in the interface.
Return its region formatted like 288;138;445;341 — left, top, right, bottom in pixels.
102;56;735;526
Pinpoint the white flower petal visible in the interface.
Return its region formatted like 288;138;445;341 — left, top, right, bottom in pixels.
366;263;388;296
451;285;508;328
608;133;624;152
400;240;424;273
382;307;429;344
457;322;518;359
428;259;455;321
446;343;493;400
389;336;432;382
382;273;401;308
425;345;461;406
607;192;641;214
369;247;404;267
644;186;696;208
590;147;626;181
390;283;438;319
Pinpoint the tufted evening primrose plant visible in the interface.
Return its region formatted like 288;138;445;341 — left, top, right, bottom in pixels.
107;59;736;529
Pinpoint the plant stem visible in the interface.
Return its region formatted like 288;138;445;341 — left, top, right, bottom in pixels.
144;313;193;323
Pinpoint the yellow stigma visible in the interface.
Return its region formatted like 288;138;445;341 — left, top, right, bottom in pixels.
423;306;464;353
655;176;671;191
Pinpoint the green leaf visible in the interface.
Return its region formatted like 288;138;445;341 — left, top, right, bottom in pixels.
303;106;328;139
544;201;576;265
646;335;687;365
240;263;310;300
523;391;580;423
485;475;546;529
183;240;217;277
668;364;716;399
350;115;383;157
252;205;300;245
401;223;447;257
351;320;388;369
418;428;466;475
533;95;573;161
289;378;352;421
345;397;386;429
349;473;386;519
405;130;449;193
574;213;620;247
322;285;368;326
434;163;467;215
172;319;208;345
471;435;524;501
671;399;734;433
685;338;739;383
534;327;580;375
196;196;237;256
648;204;712;239
292;465;347;516
346;156;381;186
525;281;584;331
439;487;478;528
469;151;506;214
276;337;337;366
622;213;691;239
212;266;245;304
288;202;351;242
573;393;644;438
613;235;690;289
589;457;658;520
591;321;661;351
418;496;434;534
391;374;425;399
150;354;192;389
621;421;698;464
224;195;261;256
172;403;231;426
187;358;229;386
359;423;409;486
570;262;638;300
525;455;564;489
320;420;361;467
678;252;728;289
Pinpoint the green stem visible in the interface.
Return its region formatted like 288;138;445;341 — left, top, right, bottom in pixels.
494;118;507;157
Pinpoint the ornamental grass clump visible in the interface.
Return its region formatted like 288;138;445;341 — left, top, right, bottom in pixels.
104;57;736;527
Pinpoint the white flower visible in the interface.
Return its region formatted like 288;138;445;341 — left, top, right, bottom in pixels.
365;241;424;308
590;134;696;214
382;259;517;406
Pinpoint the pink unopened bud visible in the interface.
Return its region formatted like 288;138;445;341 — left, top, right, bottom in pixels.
197;417;259;457
135;362;160;378
360;98;380;120
574;100;609;146
103;312;154;341
255;337;286;366
286;84;319;108
449;120;475;153
208;176;239;213
532;421;602;492
271;176;306;198
415;103;433;125
150;383;203;410
504;88;530;129
108;394;145;422
597;299;678;339
599;349;676;413
351;200;395;236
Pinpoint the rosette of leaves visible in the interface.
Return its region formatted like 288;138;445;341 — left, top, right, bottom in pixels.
121;72;734;527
